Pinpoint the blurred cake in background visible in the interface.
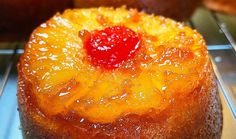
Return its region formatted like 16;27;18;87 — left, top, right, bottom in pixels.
74;0;203;20
0;0;202;41
204;0;236;15
0;0;72;34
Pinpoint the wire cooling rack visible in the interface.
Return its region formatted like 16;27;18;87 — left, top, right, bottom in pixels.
0;7;236;139
187;8;236;119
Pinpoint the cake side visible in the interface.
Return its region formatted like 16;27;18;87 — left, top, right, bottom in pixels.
18;59;222;138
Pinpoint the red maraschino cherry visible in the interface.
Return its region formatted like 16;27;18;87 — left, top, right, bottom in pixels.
81;26;140;69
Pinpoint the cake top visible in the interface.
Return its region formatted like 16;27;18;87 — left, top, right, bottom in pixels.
20;7;208;123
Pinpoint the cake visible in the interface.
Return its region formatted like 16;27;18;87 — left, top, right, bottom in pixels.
204;0;236;15
74;0;202;20
18;7;222;138
0;0;72;34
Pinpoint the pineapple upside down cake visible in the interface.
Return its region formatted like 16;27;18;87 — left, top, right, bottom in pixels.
18;7;222;139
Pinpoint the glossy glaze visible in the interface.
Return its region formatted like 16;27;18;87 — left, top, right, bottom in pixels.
22;7;207;123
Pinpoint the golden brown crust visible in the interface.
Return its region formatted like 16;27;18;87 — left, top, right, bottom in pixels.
204;0;236;15
18;61;222;139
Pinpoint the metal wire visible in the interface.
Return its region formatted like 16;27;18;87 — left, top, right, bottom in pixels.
0;45;18;98
189;16;236;119
209;10;236;118
210;10;236;54
0;49;24;55
211;57;236;119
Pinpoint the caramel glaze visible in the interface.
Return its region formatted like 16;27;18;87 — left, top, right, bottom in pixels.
18;60;222;139
19;8;211;123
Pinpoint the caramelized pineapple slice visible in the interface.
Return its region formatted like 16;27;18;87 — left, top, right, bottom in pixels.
21;7;208;123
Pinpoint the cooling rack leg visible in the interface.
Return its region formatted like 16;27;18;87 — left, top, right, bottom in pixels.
0;45;18;98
